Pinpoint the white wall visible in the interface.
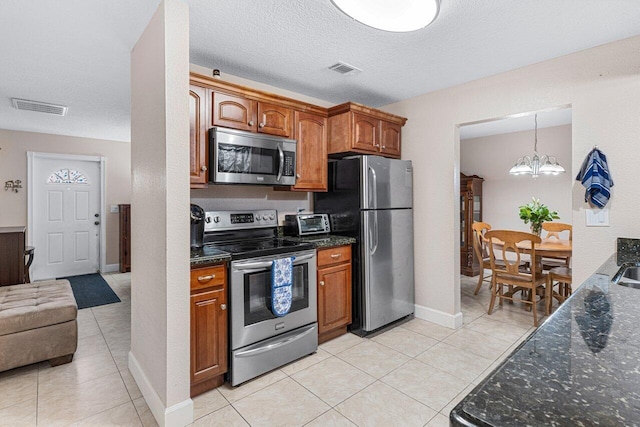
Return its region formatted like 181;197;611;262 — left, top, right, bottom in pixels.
460;124;572;233
129;0;192;426
384;35;640;327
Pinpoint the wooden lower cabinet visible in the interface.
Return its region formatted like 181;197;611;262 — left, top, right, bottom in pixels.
190;264;227;397
317;245;352;344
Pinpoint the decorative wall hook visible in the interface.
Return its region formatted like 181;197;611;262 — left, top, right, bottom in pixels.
4;180;22;193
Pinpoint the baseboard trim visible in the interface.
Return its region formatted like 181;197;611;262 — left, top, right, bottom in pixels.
414;304;463;329
103;264;120;273
128;352;194;427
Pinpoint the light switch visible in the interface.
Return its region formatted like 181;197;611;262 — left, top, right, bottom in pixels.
110;205;120;213
585;208;609;227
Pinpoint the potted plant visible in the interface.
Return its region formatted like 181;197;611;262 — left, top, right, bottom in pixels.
519;197;560;236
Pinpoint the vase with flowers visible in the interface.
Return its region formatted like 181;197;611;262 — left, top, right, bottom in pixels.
518;197;560;236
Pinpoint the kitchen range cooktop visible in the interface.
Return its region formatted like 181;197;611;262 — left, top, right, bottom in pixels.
207;238;314;260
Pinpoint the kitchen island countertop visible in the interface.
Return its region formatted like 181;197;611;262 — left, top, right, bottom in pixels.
450;253;640;426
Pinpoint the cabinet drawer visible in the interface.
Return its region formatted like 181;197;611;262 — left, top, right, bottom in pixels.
191;265;226;292
317;245;351;267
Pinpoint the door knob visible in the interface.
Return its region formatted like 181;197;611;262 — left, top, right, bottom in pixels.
94;213;100;217
201;165;208;172
94;221;100;225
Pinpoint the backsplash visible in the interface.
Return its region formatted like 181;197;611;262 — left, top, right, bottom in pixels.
191;184;312;225
617;238;640;265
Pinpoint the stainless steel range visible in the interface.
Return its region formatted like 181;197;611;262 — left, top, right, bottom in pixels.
203;209;318;386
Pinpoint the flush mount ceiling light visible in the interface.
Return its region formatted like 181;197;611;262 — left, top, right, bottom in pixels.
509;114;566;179
331;0;440;32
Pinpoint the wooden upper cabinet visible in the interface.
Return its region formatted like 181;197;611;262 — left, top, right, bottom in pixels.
212;91;257;132
328;102;407;159
258;102;293;137
352;113;380;153
380;121;402;158
292;111;327;192
189;85;208;187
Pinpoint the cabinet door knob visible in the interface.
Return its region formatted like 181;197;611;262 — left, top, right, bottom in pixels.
296;174;301;179
330;253;341;259
381;146;386;149
319;281;325;286
259;122;265;128
220;304;227;310
248;120;255;126
201;165;208;172
197;274;215;282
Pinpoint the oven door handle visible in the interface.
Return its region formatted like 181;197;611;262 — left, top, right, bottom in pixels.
233;260;273;271
233;253;314;272
235;325;316;358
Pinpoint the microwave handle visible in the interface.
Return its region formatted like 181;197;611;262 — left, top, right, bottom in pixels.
276;144;284;182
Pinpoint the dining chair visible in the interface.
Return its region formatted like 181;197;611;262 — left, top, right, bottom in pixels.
471;222;528;295
485;230;548;327
546;266;572;315
471;222;493;295
541;222;572;270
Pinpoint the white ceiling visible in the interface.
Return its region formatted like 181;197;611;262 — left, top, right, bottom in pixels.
1;0;639;142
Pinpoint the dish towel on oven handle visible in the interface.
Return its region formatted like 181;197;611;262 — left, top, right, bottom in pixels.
271;256;295;317
576;147;613;208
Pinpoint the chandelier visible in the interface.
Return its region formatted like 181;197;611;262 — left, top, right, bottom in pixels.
509;114;565;178
331;0;440;32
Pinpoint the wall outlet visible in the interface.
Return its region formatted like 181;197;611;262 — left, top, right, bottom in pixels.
110;205;120;213
586;208;609;226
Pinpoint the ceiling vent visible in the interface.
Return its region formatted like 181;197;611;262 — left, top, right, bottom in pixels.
11;98;68;116
328;61;362;76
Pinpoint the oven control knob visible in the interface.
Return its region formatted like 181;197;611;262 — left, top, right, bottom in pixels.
263;215;269;221
205;216;212;224
213;216;220;223
269;214;275;220
255;215;261;221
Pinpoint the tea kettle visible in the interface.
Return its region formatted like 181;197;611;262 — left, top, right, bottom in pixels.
190;204;205;249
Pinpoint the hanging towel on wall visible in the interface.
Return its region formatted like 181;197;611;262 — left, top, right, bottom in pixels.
576;147;614;208
271;257;294;317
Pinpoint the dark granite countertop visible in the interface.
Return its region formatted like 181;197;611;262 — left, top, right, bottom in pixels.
451;247;640;427
190;246;231;268
281;234;356;249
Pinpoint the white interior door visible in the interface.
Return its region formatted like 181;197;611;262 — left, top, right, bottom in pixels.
31;156;101;280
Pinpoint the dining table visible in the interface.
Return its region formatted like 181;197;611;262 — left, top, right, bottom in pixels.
489;237;572;274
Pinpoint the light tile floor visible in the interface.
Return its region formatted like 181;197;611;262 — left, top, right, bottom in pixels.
0;273;543;426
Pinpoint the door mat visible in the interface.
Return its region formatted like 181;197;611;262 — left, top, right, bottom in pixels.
59;273;121;309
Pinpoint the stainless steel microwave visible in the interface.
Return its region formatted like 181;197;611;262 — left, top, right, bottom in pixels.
210;127;297;186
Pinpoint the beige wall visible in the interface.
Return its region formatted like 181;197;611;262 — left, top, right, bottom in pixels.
461;124;572;233
385;35;640;326
0;129;130;266
130;0;192;425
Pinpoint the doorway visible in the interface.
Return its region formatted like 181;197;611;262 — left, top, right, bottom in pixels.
457;107;572;327
27;152;106;280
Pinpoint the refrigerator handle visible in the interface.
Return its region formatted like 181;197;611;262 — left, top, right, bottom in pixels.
368;166;378;210
370;211;379;255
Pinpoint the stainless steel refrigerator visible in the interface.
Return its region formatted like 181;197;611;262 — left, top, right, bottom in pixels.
314;155;414;335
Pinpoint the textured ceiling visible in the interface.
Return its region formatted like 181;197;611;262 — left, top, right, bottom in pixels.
1;0;640;142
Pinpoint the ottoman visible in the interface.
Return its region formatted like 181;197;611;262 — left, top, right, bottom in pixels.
0;280;78;372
